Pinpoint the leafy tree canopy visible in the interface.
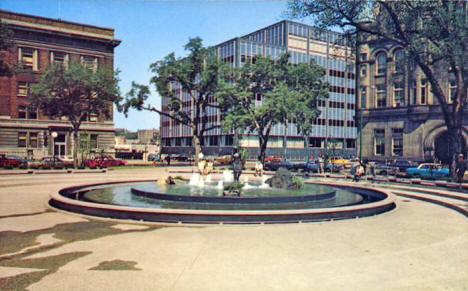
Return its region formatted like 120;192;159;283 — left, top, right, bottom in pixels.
288;0;468;174
30;61;121;167
217;53;328;163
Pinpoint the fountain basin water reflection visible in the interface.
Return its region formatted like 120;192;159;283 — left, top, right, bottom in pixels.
82;181;365;210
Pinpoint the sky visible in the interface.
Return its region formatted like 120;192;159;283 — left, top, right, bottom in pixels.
0;0;307;131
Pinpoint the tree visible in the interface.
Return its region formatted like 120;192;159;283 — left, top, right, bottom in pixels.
288;0;468;177
119;37;225;165
0;21;14;76
217;53;327;164
29;61;121;168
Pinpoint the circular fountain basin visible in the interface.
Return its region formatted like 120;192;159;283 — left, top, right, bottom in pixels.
129;183;337;204
49;178;396;224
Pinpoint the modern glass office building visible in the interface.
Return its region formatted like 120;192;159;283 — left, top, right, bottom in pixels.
161;20;356;159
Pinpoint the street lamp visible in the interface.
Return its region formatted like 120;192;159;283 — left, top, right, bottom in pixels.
51;131;58;167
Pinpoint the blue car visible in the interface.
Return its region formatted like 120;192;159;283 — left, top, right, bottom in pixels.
406;163;449;178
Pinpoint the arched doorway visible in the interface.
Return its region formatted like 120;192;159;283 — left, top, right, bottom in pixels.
434;131;467;164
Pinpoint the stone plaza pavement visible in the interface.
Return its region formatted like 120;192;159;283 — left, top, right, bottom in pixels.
0;168;467;291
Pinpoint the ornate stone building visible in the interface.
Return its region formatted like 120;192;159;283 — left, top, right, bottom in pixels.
357;39;466;163
0;10;120;159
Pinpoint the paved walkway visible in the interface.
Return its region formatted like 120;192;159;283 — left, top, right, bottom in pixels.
0;168;467;291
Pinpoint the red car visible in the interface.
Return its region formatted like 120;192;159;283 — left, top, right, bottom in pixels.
264;156;284;163
0;154;25;168
94;156;127;167
84;158;99;169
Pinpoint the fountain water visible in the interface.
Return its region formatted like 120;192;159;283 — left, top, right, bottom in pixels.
259;175;270;189
222;170;234;183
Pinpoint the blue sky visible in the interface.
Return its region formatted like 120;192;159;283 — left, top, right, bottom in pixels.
0;0;303;131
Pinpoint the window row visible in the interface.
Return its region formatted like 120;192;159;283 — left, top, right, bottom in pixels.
329;85;355;95
362;79;430;108
18;132;38;148
373;128;403;156
329;69;355;80
18;47;99;72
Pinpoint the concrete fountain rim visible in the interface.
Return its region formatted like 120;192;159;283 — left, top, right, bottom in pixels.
49;178;396;224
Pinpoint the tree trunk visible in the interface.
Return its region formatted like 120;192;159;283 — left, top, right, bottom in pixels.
448;127;463;179
193;134;201;166
258;135;268;166
72;129;79;169
303;135;309;161
283;122;287;158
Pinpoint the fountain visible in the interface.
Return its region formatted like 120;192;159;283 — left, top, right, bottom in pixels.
49;153;396;224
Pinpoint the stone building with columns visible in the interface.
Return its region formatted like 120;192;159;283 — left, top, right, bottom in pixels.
357;39;466;164
0;10;120;159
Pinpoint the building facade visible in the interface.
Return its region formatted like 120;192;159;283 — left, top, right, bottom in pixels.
161;20;357;159
0;10;120;159
357;39;467;163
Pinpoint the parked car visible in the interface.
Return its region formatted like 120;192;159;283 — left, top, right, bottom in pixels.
39;157;65;169
94;156;127;167
215;155;232;165
291;161;343;173
0;154;26;168
373;163;399;176
389;160;419;172
84;158;99;169
27;159;42;169
264;159;294;171
147;153;161;162
170;154;188;162
406;163;449;179
264;156;284;163
328;156;351;168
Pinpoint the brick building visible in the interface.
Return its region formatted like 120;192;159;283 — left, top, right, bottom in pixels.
0;10;120;159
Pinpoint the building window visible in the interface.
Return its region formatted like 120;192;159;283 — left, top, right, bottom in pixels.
360;53;367;61
81;55;98;71
28;106;38;119
391;128;403;156
394;50;404;73
17;82;29;96
376;84;387;108
449;80;457;102
360;86;367;108
346;139;356;149
29;132;38;148
50;51;69;67
18;132;27;147
90;134;98;149
374;129;385;156
18;47;38;71
420;80;427;104
308;137;322;148
209;136;218;146
18;106;27;119
393;82;404;107
411;81;417;105
376;52;387;75
89;113;98;122
360;64;367;77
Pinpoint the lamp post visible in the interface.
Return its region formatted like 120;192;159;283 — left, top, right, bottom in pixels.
51;131;58;167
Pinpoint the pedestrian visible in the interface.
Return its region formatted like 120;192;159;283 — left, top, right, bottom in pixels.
369;161;376;178
455;153;466;185
165;155;171;166
318;154;324;174
255;159;263;177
